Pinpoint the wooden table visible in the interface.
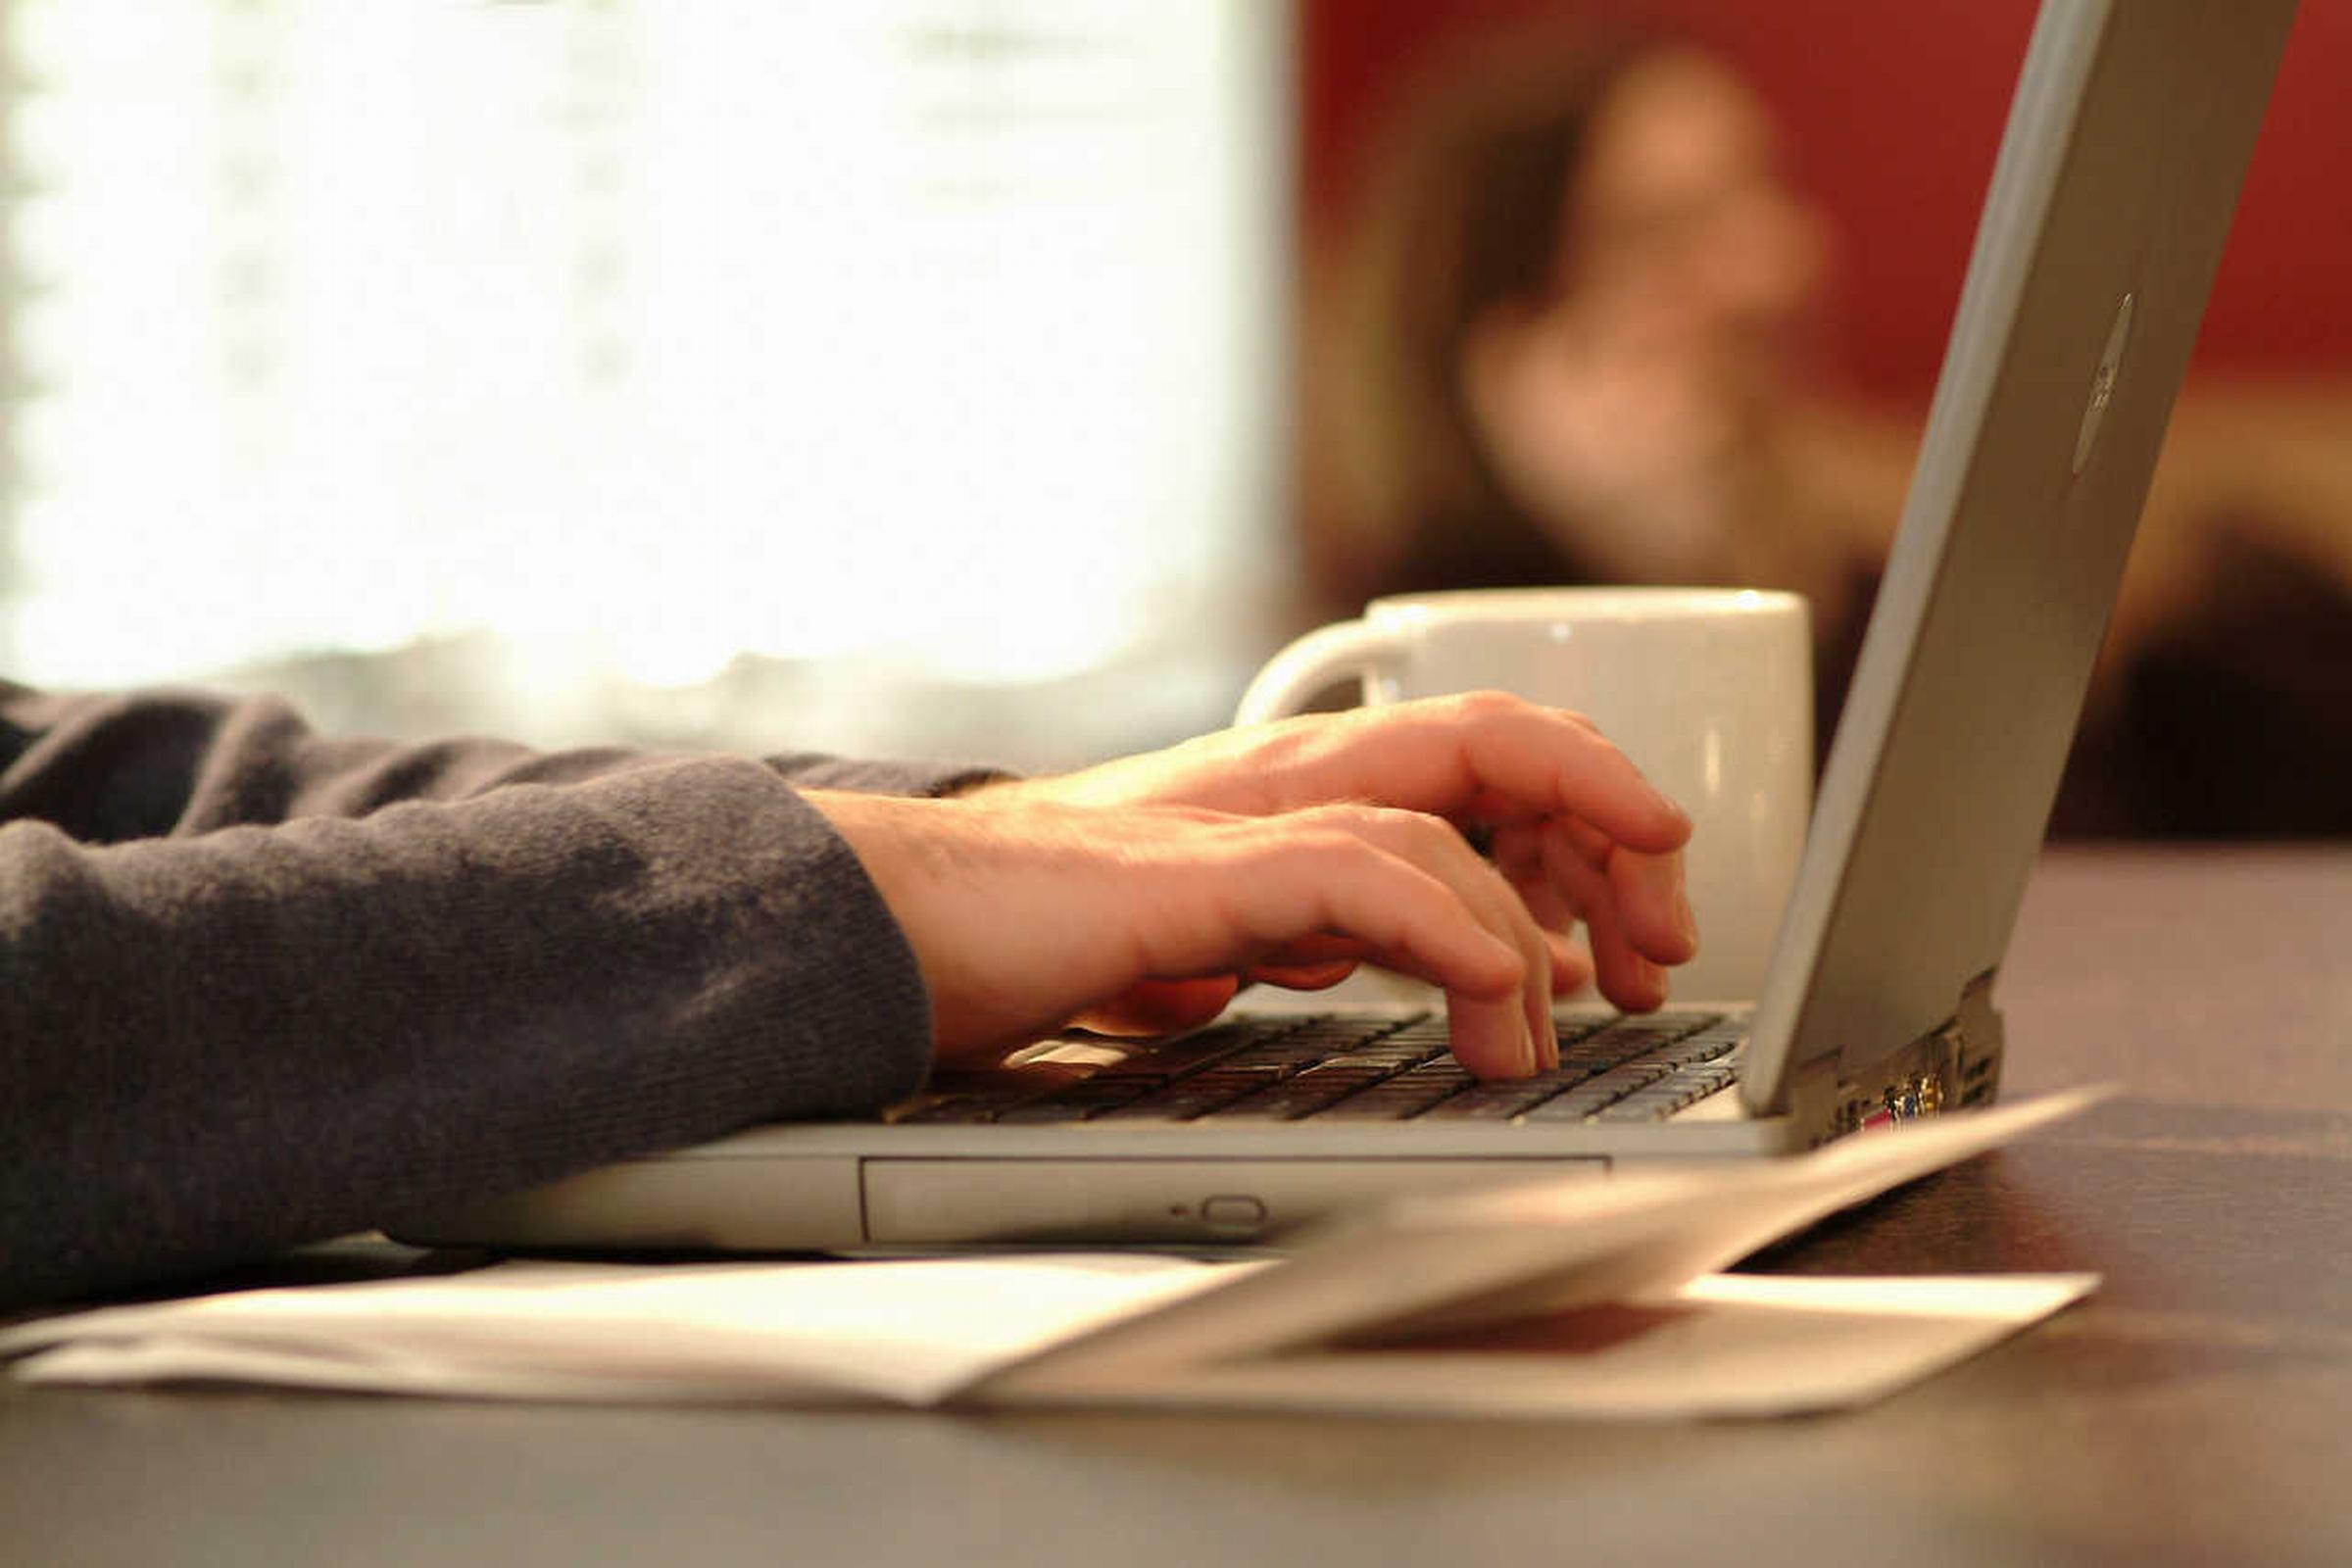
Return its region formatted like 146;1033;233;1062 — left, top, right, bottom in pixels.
5;848;2346;1567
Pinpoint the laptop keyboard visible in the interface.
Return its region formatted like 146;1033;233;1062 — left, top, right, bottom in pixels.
893;1011;1744;1128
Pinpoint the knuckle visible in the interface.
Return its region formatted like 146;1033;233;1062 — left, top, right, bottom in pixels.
1247;721;1322;773
1286;822;1378;867
1571;723;1627;770
1363;804;1462;854
1299;801;1394;835
1449;689;1527;721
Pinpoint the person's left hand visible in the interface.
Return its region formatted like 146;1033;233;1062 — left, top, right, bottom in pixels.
970;691;1697;1017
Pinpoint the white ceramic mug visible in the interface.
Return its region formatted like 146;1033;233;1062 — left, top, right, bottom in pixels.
1237;587;1811;1001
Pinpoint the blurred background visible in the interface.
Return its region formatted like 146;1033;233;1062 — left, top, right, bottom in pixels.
2;1;2344;829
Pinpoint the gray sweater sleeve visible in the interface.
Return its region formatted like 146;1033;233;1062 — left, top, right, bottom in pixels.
0;683;982;1309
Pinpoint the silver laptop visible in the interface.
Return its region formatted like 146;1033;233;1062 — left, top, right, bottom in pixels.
405;0;2295;1253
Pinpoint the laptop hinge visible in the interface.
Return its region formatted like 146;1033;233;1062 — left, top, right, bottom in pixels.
1944;967;2007;1109
1829;967;2006;1139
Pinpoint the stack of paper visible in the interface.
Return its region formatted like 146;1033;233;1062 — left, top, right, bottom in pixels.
1;1092;2101;1419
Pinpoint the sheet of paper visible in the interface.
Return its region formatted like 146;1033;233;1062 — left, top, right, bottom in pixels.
975;1088;2105;1387
0;1254;1249;1405
985;1273;2099;1419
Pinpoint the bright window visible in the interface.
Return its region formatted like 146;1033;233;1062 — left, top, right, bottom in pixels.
1;0;1286;754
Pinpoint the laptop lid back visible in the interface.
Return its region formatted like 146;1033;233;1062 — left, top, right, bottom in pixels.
1741;0;2297;1113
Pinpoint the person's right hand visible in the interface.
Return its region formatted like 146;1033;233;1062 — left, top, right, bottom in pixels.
957;693;1696;1018
807;789;1579;1080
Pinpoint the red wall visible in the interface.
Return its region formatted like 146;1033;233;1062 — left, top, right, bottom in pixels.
1300;0;2352;405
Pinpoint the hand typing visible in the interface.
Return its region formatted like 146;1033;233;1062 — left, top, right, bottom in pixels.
808;692;1696;1081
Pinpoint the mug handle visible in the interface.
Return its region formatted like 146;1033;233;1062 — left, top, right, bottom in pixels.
1234;618;1405;726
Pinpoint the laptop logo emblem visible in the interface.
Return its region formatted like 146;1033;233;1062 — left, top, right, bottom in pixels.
2073;291;2135;476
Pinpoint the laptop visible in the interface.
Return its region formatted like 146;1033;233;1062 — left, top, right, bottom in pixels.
403;0;2296;1253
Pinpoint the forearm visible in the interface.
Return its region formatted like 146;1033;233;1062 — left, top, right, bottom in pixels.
0;753;934;1311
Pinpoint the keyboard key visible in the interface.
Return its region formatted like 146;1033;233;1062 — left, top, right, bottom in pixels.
1414;1066;1592;1120
1312;1089;1460;1121
1284;1016;1426;1049
995;1100;1106;1124
1416;1091;1545;1121
1093;1086;1248;1121
1523;1067;1660;1119
1592;1063;1741;1122
1200;1086;1352;1121
1520;1086;1628;1122
893;1100;1004;1124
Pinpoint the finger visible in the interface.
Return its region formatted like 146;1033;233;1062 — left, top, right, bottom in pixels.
1547;817;1696;965
1157;825;1530;1076
1544;930;1595;996
1541;821;1669;1012
1329;883;1534;1080
1330;806;1555;1075
1560;813;1617;868
1494;821;1579;931
1610;847;1699;965
1354;693;1693;852
1072;976;1240;1038
1232;817;1543;1086
1244;959;1360;991
1249;932;1378;967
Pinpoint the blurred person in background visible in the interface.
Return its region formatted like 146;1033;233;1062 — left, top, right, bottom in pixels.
1298;15;2352;836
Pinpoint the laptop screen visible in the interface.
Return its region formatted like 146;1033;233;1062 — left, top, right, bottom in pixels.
1740;0;2297;1112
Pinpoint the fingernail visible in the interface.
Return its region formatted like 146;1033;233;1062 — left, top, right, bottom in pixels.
1519;1015;1542;1077
1676;889;1698;950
